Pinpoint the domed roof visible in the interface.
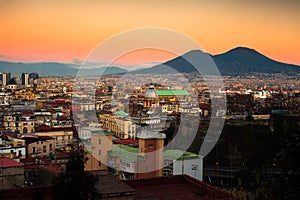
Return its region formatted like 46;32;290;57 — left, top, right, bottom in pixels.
144;86;158;99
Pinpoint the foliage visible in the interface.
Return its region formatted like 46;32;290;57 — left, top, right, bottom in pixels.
53;143;98;200
206;117;299;199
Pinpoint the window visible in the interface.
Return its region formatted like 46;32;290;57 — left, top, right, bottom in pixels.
23;127;28;133
148;143;154;148
43;146;46;153
99;150;101;156
32;147;36;153
98;139;101;145
49;144;53;151
98;161;101;166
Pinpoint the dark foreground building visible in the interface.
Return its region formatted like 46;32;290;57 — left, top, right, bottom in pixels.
0;172;233;200
123;174;233;200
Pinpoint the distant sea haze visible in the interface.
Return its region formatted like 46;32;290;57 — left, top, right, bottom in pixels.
0;47;299;77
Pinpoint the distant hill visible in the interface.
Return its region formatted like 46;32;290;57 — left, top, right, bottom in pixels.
0;61;127;76
213;47;300;75
136;47;300;76
1;47;299;76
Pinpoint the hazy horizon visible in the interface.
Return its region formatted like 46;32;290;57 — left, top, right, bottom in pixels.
0;0;300;66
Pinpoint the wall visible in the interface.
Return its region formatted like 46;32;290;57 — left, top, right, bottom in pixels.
0;166;24;189
173;157;203;181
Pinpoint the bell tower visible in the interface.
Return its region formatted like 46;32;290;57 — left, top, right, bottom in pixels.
135;132;165;179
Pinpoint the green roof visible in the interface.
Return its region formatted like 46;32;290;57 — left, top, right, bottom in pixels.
164;150;199;160
114;111;129;117
115;144;139;153
108;144;144;161
156;90;190;96
85;144;91;153
92;130;113;136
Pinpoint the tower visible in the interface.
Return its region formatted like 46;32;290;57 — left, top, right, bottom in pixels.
21;73;29;85
0;72;11;86
136;132;165;179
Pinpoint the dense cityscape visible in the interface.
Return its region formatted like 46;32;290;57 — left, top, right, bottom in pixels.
0;70;299;199
1;1;300;199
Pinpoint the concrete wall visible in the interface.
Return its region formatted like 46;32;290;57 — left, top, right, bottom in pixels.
0;166;24;189
173;157;203;181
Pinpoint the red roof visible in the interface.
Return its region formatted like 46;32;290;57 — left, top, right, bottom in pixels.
40;165;63;175
36;124;51;132
123;175;234;200
21;111;34;116
55;152;69;159
20;157;51;165
113;139;139;145
20;157;35;164
0;158;23;168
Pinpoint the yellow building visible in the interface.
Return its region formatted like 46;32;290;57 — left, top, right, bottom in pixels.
99;111;136;139
3;115;35;134
85;129;113;171
14;89;35;101
23;135;56;158
0;136;26;159
35;131;73;150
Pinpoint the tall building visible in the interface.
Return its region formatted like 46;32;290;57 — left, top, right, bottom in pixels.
0;72;11;86
21;73;29;85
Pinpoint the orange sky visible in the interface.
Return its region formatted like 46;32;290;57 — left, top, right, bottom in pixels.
0;0;299;66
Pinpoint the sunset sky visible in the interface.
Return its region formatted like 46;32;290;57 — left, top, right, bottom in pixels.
0;0;299;66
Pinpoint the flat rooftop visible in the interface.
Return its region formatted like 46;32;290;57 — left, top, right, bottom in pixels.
164;150;200;160
123;175;233;200
90;170;135;197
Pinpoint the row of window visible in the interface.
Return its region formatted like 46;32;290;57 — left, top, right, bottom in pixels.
32;144;53;154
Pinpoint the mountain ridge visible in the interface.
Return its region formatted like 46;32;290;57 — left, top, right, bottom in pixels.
1;47;299;76
0;61;127;76
138;46;300;75
212;47;300;75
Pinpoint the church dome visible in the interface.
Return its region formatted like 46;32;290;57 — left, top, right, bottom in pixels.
144;86;158;99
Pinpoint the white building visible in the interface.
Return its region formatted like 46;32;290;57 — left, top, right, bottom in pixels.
164;150;203;181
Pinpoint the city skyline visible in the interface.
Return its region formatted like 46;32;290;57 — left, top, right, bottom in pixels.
0;0;300;66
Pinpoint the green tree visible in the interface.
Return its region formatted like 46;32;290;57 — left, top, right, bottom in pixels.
53;143;98;200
